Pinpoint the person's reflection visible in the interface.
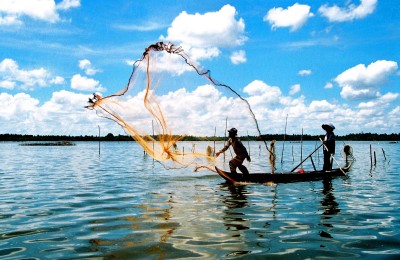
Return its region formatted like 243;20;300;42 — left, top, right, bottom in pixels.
321;178;340;216
221;184;250;232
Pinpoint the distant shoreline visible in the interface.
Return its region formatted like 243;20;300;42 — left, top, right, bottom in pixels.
1;133;399;142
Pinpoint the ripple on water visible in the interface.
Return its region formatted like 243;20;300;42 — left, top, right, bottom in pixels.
0;141;399;259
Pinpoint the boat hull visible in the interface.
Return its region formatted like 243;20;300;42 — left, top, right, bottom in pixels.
215;165;351;184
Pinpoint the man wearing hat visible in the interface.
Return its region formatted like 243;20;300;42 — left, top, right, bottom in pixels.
322;123;336;171
216;128;251;175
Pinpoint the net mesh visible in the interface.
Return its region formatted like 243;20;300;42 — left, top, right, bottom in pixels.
86;42;269;171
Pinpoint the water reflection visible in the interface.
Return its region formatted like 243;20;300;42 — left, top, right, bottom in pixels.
87;192;198;259
221;184;249;232
321;178;340;216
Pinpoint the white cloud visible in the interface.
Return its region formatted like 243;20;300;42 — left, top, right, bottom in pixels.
0;14;22;25
56;0;80;11
0;0;80;26
358;92;398;109
324;82;333;89
309;100;335;112
243;80;283;109
157;5;247;74
230;50;246;65
50;76;65;85
160;4;247;49
78;59;99;76
0;79;15;89
70;74;105;92
289;84;301;95
264;3;314;32
0;92;39;120
335;60;398;100
298;69;312;76
0;90;117;135
0;58;63;90
319;0;377;22
113;21;166;32
2;80;399;135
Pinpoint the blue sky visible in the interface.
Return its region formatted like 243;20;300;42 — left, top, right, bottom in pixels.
0;0;399;136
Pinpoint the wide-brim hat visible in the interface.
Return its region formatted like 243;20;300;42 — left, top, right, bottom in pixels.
322;123;335;131
228;128;238;135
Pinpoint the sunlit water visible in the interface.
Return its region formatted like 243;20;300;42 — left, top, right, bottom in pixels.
1;141;399;259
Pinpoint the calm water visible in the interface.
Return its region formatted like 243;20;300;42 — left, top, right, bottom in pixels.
0;141;399;259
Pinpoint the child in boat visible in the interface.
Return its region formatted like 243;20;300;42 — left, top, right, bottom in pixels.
322;123;336;171
216;128;251;175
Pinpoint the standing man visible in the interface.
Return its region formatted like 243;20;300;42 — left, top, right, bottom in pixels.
216;128;251;175
322;123;336;171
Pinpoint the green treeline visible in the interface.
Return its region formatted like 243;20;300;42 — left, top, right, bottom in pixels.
0;132;399;142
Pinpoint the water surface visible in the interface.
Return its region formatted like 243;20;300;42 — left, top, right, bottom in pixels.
1;141;399;259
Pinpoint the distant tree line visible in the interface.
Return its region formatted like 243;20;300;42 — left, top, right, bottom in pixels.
1;132;399;142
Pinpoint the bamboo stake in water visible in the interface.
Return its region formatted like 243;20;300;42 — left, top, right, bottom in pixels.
370;144;373;168
247;130;251;157
281;114;288;163
300;127;303;166
291;143;323;172
98;125;100;156
213;126;216;156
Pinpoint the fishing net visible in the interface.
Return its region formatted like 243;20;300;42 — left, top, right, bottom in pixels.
86;42;269;171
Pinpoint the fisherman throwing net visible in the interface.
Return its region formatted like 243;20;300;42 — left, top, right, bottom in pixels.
86;42;269;171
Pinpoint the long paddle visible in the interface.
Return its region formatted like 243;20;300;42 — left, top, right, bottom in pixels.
319;137;347;176
290;143;323;172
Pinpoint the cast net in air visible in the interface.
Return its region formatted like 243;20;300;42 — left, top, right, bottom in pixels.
86;42;269;171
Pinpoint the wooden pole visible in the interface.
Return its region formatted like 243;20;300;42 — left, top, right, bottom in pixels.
247;130;251;157
382;148;386;161
290;143;323;172
98;125;100;156
292;144;294;162
300;127;303;165
370;144;373;167
213;126;216;156
281;114;288;163
319;138;346;175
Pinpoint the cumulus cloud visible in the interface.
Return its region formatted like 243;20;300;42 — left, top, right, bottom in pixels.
335;60;398;100
298;69;312;76
230;50;246;65
0;90;116;135
0;0;80;26
0;92;39;120
243;80;283;109
289;84;301;95
160;4;247;66
70;74;105;92
161;4;247;48
319;0;377;22
264;3;314;32
309;100;335;112
56;0;80;11
50;76;65;85
358;92;398;109
2;79;399;135
78;59;99;76
0;58;64;90
324;82;333;89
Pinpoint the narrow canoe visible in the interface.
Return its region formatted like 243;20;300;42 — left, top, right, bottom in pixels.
215;164;352;184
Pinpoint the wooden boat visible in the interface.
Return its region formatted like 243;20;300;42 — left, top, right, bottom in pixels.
215;163;352;184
